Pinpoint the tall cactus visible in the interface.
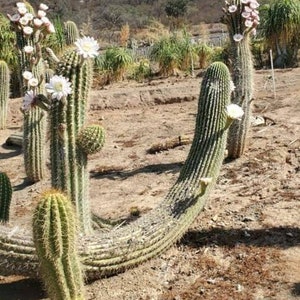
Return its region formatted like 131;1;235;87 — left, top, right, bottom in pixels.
23;59;47;182
32;191;85;300
0;172;12;223
0;60;10;130
8;1;55;182
64;20;80;45
0;62;241;280
223;0;259;158
49;50;96;234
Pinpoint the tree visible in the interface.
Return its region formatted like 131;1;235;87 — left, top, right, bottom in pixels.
260;0;300;67
165;0;188;18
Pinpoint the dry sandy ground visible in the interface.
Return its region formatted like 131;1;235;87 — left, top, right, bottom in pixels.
0;67;299;300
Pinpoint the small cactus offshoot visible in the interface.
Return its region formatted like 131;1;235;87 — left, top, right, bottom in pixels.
32;190;85;300
0;172;12;223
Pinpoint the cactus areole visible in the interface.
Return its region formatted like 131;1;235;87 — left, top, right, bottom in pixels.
0;62;234;280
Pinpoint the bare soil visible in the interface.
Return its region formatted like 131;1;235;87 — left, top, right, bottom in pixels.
0;67;299;300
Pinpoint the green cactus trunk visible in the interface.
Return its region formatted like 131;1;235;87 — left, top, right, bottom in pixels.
0;62;233;280
0;60;10;130
50;51;94;234
64;21;80;45
0;172;12;223
32;191;85;300
226;34;253;158
23;59;47;183
223;0;255;159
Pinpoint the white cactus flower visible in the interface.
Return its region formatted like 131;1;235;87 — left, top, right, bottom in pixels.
200;177;213;186
228;5;237;13
233;33;244;42
45;75;72;101
226;104;244;120
33;18;43;27
23;26;33;35
23;45;34;54
75;36;99;58
19;16;29;26
22;71;33;80
39;3;49;10
37;10;47;18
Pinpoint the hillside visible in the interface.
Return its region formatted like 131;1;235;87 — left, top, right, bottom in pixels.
1;0;269;34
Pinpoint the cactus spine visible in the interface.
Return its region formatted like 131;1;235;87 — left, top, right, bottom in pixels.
33;191;85;300
50;51;95;234
0;172;12;223
223;0;259;158
0;62;234;280
0;60;10;130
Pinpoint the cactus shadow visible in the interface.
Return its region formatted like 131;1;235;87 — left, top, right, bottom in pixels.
0;144;22;159
13;178;36;191
181;226;300;249
292;283;300;296
90;162;184;180
0;278;46;300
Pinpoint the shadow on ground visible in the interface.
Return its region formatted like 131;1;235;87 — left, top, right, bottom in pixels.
0;278;45;300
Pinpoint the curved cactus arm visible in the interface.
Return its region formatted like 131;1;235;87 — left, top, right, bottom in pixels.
0;62;233;280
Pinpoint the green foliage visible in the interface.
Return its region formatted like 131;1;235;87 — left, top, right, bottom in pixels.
95;46;133;81
259;0;300;67
196;43;213;69
129;58;152;82
0;172;12;223
165;0;188;18
32;191;85;300
0;14;18;70
0;60;10;130
150;35;182;76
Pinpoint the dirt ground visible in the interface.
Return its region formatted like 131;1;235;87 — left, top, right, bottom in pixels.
0;66;299;300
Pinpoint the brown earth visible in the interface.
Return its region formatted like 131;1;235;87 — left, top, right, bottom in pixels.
0;67;299;300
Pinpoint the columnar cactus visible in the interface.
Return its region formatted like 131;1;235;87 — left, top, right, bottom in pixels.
8;2;55;182
32;191;85;300
49;50;96;234
0;60;10;130
223;0;259;158
0;62;240;280
0;172;12;223
23;59;46;182
64;20;80;45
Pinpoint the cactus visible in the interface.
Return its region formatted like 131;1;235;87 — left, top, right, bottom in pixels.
23;59;47;182
32;191;85;300
0;172;12;223
64;21;80;46
8;1;50;182
77;125;105;155
50;50;95;234
0;60;10;130
222;0;259;158
0;62;235;280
